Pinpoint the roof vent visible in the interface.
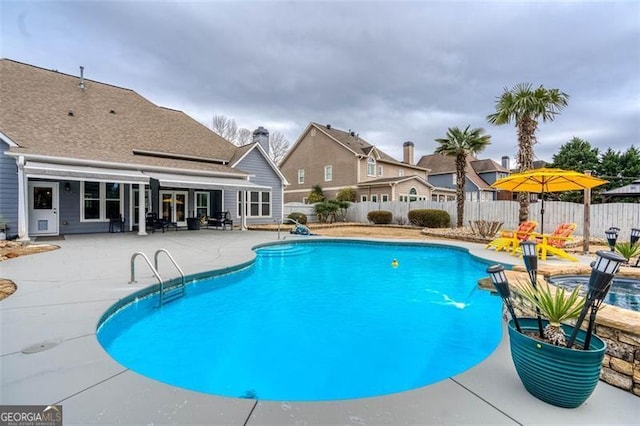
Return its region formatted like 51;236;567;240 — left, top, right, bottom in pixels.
79;66;85;90
326;124;331;129
109;109;116;114
68;110;74;117
350;131;355;137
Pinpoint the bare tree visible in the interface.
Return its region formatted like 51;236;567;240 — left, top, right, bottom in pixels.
270;130;290;164
211;114;290;163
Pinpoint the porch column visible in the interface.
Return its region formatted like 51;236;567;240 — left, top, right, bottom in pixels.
16;156;29;241
241;190;247;230
137;183;147;235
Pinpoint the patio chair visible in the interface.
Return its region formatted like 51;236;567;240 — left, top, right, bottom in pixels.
109;213;125;233
207;211;233;230
530;223;578;262
486;220;537;254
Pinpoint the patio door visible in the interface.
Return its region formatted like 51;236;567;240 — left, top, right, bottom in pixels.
160;190;188;227
131;188;151;228
28;182;59;236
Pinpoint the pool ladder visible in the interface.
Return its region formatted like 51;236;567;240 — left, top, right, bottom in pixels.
129;249;186;307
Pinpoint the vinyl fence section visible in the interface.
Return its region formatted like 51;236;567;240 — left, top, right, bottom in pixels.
344;200;640;239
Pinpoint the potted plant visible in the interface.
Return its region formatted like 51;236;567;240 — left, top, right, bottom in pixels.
0;215;7;241
486;244;626;409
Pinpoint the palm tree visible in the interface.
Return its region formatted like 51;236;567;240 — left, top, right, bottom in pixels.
435;126;491;227
487;83;569;222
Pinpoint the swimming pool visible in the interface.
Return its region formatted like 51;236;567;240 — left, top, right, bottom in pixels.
98;240;502;401
548;275;640;312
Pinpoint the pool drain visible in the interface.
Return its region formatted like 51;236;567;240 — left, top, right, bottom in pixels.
21;337;63;354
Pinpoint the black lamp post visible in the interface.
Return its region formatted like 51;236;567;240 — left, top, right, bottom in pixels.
605;227;619;252
520;240;544;337
566;250;625;350
486;264;521;333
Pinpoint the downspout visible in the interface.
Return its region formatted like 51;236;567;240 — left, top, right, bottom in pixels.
16;156;29;241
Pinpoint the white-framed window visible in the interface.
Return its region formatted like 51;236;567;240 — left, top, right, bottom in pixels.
195;191;210;217
367;158;376;176
432;194;438;201
324;165;332;182
382;194;389;202
81;181;122;221
452;174;457;185
377;165;383;176
298;169;305;184
371;194;378;202
398;169;404;177
400;188;419;203
238;190;271;217
361;195;368;202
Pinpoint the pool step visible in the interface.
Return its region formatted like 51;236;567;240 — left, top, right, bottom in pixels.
258;245;313;257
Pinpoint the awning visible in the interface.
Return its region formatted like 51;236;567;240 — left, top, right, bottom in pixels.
24;162;149;184
145;172;270;190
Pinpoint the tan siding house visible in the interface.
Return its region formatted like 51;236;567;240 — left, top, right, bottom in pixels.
281;123;434;203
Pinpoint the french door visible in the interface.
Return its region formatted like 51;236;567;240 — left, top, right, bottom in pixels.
159;190;188;227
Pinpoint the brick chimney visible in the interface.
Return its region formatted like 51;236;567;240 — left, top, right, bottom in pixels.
403;141;414;165
253;126;269;155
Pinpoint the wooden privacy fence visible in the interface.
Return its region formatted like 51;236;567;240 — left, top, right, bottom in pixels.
343;200;640;239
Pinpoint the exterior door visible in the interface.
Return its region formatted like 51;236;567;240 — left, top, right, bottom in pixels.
131;188;151;228
28;182;59;236
160;190;188;227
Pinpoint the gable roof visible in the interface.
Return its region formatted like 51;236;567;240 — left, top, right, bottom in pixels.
356;175;434;189
0;59;251;177
282;122;427;172
417;153;497;191
230;142;289;185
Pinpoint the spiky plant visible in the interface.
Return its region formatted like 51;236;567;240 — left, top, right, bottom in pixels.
516;280;586;347
615;242;640;264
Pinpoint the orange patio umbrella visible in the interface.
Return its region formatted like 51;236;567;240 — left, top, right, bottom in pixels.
491;168;608;234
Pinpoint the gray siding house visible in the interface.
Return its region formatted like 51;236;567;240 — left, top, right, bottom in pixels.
0;59;287;239
417;154;509;201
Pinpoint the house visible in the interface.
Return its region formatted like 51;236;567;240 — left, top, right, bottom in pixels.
280;122;440;203
416;154;509;201
0;59;287;239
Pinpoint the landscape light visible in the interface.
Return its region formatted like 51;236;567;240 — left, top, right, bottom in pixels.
520;240;543;337
486;264;521;333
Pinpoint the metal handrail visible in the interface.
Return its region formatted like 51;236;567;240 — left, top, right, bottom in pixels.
129;252;164;287
154;249;186;301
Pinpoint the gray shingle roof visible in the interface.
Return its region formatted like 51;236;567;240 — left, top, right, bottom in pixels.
0;59;246;175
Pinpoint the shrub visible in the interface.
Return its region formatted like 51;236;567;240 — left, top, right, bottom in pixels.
307;184;325;203
287;212;307;225
408;209;451;228
336;187;357;202
315;201;339;223
367;210;393;224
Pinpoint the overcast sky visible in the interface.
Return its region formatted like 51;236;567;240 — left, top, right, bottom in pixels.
2;0;639;166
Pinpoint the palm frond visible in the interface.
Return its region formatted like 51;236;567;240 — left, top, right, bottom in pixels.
516;279;585;325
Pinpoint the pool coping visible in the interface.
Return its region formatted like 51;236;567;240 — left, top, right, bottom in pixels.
1;231;638;425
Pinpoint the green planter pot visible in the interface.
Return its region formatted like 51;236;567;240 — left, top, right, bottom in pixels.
508;318;606;408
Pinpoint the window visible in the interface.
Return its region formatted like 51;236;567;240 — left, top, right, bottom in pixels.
367;158;376;176
398;169;404;177
382;194;389;202
409;187;418;202
361;195;368;202
195;192;210;217
298;169;305;184
432;194;438;201
81;181;122;221
238;190;271;217
377;165;383;176
452;174;457;185
371;194;378;203
324;165;332;182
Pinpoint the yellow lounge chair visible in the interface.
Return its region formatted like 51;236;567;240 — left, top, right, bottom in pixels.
531;223;578;262
486;220;537;254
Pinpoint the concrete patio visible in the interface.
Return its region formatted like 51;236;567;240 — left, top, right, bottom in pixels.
0;230;638;425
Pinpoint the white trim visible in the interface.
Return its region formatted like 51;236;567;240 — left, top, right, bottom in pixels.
146;172;269;190
80;181;124;222
0;131;19;147
5;153;252;179
25;162;149;184
324;165;332;182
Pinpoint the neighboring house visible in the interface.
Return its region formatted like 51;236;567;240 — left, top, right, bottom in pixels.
0;59;287;239
417;154;509;201
280;122;437;203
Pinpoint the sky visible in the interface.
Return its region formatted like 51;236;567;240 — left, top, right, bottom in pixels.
2;0;639;167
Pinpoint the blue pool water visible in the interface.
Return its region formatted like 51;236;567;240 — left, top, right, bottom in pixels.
548;275;640;312
98;240;502;401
